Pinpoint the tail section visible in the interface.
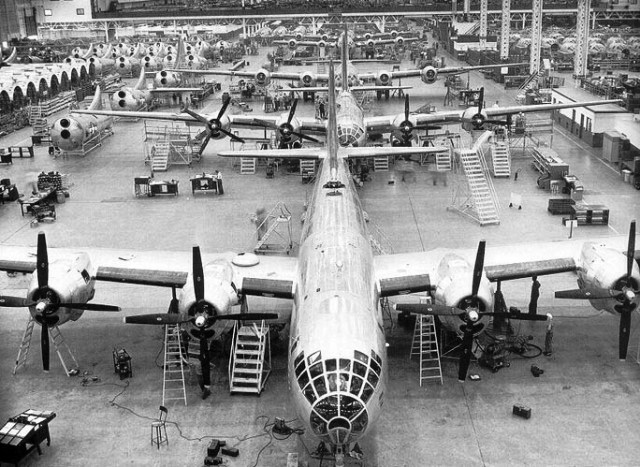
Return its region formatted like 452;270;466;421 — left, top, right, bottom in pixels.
341;25;349;92
134;66;146;91
174;35;184;69
89;86;103;110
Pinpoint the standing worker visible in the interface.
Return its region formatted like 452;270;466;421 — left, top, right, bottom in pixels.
319;97;326;119
216;170;224;195
529;275;541;315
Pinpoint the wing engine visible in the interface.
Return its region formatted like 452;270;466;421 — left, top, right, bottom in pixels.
420;66;438;84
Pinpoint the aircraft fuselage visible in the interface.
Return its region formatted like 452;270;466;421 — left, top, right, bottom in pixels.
288;154;386;449
335;91;366;147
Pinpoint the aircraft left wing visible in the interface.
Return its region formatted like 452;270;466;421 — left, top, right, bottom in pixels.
173;69;305;82
0;245;298;297
72;109;198;122
384;63;528;80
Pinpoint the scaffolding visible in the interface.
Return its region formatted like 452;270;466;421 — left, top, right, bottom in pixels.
508;115;554;154
252;202;294;255
143;121;203;170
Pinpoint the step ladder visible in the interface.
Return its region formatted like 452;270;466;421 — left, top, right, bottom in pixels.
491;142;511;177
300;159;316;178
14;316;79;376
435;150;452;171
519;71;539;91
373;156;389;171
316;62;326;74
240;157;256;174
410;314;443;386
152;142;170;172
457;149;500;225
162;325;188;406
228;321;271;394
254;202;293;254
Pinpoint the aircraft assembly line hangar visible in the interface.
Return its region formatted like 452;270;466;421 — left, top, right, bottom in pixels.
1;1;640;467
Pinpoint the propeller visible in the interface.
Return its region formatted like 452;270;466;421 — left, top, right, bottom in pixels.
394;95;442;147
252;99;320;147
124;245;278;388
554;221;638;359
396;241;547;382
181;101;244;155
466;88;513;129
0;232;120;371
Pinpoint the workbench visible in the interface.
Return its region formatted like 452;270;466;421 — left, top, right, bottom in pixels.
190;173;218;194
18;189;57;216
149;180;179;196
0;409;55;466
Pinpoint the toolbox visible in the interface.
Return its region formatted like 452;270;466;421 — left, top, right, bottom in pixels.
512;404;531;419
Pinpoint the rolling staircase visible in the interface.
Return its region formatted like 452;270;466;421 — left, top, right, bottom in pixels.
228;321;271;394
300;159;316;180
410;314;443;386
453;148;500;225
491;142;511;177
435;150;452;171
240;157;256;174
151;142;170;172
162;325;188;406
13;316;78;376
519;71;539;91
254;202;293;254
373;156;389;171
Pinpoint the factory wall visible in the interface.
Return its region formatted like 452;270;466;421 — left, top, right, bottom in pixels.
35;0;93;23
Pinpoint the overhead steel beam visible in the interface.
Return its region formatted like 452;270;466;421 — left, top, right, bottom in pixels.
500;0;510;59
529;0;543;75
574;0;591;78
479;0;488;48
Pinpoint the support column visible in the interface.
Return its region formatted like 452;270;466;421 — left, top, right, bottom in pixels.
529;0;542;75
479;0;488;48
464;0;470;15
574;0;591;78
380;16;386;33
500;0;510;59
242;17;247;38
311;17;316;35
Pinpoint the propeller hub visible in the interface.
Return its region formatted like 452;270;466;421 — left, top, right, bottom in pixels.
467;309;480;323
624;289;636;303
35;301;47;313
195;315;207;328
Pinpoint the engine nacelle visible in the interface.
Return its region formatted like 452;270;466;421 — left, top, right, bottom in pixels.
363;32;373;41
26;253;97;327
321;33;329;42
395;36;405;47
255;69;271;86
366;39;375;48
87;56;103;75
420;66;438;84
288;39;298;50
51;114;113;151
300;71;317;87
390;30;399;39
318;40;327;49
432;253;494;333
143;55;158;70
155;70;181;87
178;260;240;320
376;70;392;86
575;242;640;313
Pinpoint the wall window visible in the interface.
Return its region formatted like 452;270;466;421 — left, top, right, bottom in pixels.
44;8;53;15
585;117;592;133
77;8;84;14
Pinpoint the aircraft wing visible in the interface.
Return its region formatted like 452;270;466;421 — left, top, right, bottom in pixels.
350;85;412;92
72;109;198;122
0;245;298;298
149;87;202;94
388;62;528;79
218;145;448;160
373;237;636;297
484;99;623;117
173;69;305;81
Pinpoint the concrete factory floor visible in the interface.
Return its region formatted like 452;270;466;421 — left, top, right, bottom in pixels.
1;39;640;467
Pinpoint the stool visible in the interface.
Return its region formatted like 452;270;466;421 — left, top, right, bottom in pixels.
151;406;168;449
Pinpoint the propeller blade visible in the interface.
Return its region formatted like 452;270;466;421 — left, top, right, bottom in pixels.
619;307;632;360
216;98;231;121
291;131;320;143
0;296;34;307
458;327;474;382
477;87;484;113
394;303;462;316
287;99;298;125
215;312;279;321
37;232;49;289
404;94;410;122
627;220;636;281
471;241;486;298
554;289;613;300
200;335;211;387
41;323;50;371
56;302;121;312
198;134;212;156
124;313;189;325
192;246;205;303
488;312;548;321
182;105;210;126
219;128;245;143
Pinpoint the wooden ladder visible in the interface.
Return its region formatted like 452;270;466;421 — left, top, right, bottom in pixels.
410;314;443;386
373;156;389;171
228;321;271;394
240;157;256;174
162;325;188;406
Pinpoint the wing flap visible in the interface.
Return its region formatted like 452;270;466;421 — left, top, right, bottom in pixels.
484;258;577;282
0;259;36;274
96;267;188;287
241;277;294;298
379;274;431;297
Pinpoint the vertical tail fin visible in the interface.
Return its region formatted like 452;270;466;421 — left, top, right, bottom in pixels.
174;35;184;69
89;86;103;110
134;66;146;90
341;24;349;92
327;61;339;180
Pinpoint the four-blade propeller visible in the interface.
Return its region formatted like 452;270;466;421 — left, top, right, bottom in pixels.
395;95;441;146
124;246;277;388
554;221;638;359
0;232;120;371
252;99;320;148
181;100;245;155
395;240;546;382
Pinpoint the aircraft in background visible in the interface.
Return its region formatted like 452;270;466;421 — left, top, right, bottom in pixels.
50;86;114;152
109;67;201;112
1;61;638;464
0;47;17;67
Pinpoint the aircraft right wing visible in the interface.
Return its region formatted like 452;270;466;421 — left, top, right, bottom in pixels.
387;62;528;80
72;109;198;122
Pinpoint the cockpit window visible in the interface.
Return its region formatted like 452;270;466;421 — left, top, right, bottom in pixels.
353;361;366;378
314;376;328;396
354;351;368;364
81;269;91;284
309;362;323;379
361;384;374;403
307;351;321;365
325;359;337;372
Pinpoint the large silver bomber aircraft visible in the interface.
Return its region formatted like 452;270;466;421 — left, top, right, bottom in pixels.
1;61;638;465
